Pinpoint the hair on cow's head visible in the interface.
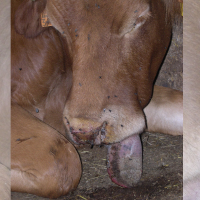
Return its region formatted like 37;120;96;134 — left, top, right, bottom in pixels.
14;0;48;38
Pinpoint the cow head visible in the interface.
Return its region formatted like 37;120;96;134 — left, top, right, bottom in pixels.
14;0;180;145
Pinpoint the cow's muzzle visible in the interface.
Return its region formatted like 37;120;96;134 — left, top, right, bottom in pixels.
64;118;107;145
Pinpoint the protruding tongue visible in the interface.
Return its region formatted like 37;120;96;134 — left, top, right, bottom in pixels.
107;134;142;187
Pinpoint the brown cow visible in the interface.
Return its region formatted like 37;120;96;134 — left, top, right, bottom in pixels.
11;0;81;198
183;1;200;199
12;0;182;196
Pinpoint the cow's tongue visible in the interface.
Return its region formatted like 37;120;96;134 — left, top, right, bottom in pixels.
107;134;142;187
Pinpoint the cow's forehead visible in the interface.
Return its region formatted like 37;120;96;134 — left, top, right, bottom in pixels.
47;0;150;34
64;0;149;19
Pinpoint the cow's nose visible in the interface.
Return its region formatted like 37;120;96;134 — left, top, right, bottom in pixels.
64;117;107;145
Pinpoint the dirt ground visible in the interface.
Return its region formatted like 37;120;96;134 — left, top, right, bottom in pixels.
12;133;183;200
11;17;183;200
156;22;183;91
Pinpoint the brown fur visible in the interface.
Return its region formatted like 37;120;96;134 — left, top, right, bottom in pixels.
14;0;47;37
46;0;181;144
14;0;182;39
12;0;72;134
162;0;182;25
12;0;182;143
12;0;81;198
11;103;81;198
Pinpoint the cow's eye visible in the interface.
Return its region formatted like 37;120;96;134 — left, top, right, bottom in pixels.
120;5;151;37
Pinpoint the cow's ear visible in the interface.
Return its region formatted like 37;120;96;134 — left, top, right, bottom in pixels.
15;0;47;38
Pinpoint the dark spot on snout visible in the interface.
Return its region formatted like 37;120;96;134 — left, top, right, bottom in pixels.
139;100;142;104
75;34;78;37
75;29;78;32
70;127;74;132
121;125;124;127
19;68;22;71
99;76;102;79
62;31;65;34
109;110;112;112
134;92;138;95
68;23;70;26
79;129;82;131
103;108;106;112
35;108;39;113
139;67;142;70
114;95;118;98
108;96;110;99
88;34;90;40
16;138;20;141
134;10;138;13
79;83;82;86
98;5;100;8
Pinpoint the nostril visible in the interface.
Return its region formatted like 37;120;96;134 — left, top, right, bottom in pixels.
65;120;108;144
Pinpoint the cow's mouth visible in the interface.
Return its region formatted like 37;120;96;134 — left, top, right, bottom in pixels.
64;117;142;188
64;118;108;146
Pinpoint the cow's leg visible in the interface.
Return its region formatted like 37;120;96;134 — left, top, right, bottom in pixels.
11;103;81;198
144;85;183;135
107;134;142;187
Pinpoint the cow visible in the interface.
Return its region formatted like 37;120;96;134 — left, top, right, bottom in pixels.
11;0;81;198
183;1;200;199
12;0;182;198
0;0;11;199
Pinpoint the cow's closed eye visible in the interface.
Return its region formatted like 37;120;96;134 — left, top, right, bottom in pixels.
120;5;151;37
